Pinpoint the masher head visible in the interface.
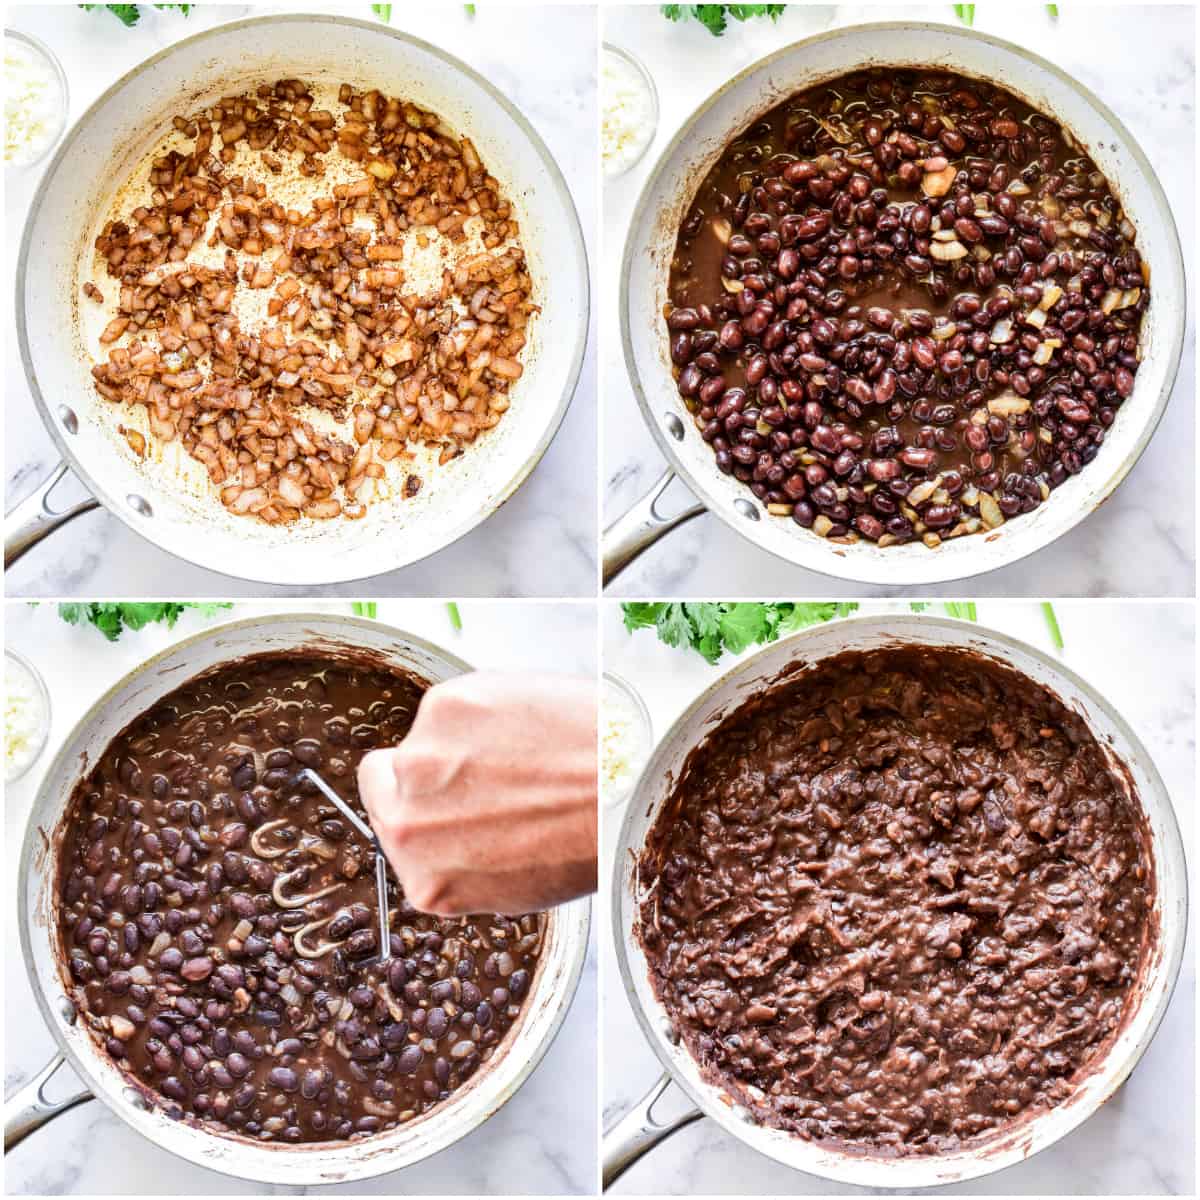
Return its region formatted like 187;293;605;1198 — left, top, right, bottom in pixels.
299;767;392;964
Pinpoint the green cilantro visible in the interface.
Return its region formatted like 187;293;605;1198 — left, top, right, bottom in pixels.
661;5;786;37
777;601;857;635
79;4;191;25
58;602;230;642
621;602;858;664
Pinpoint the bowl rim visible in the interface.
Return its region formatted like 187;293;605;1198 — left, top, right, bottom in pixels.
601;41;661;178
3;26;70;171
602;669;655;808
4;645;53;783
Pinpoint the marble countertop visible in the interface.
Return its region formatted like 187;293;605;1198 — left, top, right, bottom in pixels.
601;601;1195;1193
4;3;597;598
4;599;597;1194
601;3;1195;597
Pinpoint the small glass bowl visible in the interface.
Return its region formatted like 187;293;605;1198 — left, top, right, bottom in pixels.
4;28;70;172
602;671;653;808
5;648;52;783
601;42;659;179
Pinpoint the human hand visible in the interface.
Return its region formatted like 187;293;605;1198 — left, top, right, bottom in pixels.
358;671;597;915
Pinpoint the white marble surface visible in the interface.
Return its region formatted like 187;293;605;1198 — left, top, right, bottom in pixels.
601;4;1196;597
601;601;1195;1193
4;599;598;1194
4;3;598;598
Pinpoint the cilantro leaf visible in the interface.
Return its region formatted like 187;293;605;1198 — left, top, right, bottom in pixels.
776;602;856;635
683;602;721;641
57;603;88;627
621;602;664;633
79;4;142;24
717;603;771;655
655;604;693;649
659;5;786;37
621;601;859;664
57;603;231;641
80;4;191;25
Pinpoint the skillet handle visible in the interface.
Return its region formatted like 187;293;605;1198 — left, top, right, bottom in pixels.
602;469;705;588
602;1071;703;1190
4;462;101;568
4;1051;94;1151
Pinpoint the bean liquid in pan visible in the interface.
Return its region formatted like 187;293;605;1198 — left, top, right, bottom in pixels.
667;68;1148;547
637;646;1154;1155
56;654;543;1145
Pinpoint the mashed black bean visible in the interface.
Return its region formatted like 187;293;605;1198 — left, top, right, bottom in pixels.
638;646;1153;1154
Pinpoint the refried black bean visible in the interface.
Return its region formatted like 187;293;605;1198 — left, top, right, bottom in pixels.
56;654;544;1144
638;646;1154;1154
667;68;1149;547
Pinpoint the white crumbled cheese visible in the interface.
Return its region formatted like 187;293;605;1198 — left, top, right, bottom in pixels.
602;677;650;806
4;35;63;166
5;654;48;781
602;48;654;178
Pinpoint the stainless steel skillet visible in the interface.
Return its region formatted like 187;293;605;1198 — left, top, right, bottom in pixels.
6;613;591;1185
604;615;1187;1189
8;15;589;586
604;23;1185;588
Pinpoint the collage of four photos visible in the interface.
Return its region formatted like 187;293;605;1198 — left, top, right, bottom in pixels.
2;1;1196;1197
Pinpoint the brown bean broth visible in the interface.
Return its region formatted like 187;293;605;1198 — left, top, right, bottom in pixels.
56;654;543;1144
